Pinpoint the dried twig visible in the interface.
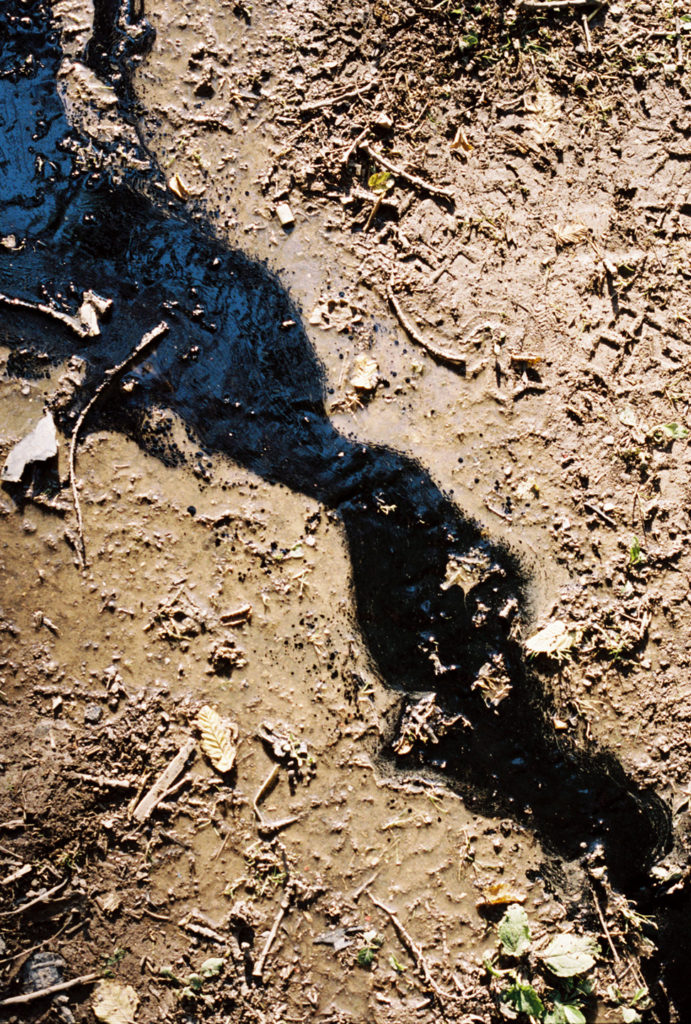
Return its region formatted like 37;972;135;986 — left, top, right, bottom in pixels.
366;891;455;1003
0;973;99;1007
302;81;377;113
69;321;169;568
131;738;195;823
252;765;299;837
386;285;464;367
0;878;69;918
520;0;600;8
0;291;91;339
581;12;592;52
252;894;291;981
342;126;370;164
360;144;454;200
351;869;380;902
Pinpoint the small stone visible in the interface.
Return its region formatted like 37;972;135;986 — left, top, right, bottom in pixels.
275;202;295;228
84;703;103;725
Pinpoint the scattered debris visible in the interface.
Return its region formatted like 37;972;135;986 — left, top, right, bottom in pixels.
393;693;461;756
208;637;247;675
365;891;455;1003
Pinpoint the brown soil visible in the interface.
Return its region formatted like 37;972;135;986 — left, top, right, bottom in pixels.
2;1;691;1023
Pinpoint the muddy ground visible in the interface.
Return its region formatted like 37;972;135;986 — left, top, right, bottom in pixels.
1;1;691;1022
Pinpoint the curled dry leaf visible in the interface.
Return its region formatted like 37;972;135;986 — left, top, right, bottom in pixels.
450;125;474;154
168;172;190;200
196;704;238;774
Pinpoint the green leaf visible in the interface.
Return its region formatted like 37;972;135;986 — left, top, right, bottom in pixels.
502;981;544;1017
498;904;531;956
460;32;479;48
199;958;225;979
389;953;407;973
357;946;376;968
545;999;586;1024
647;422;689;443
539;934;599;977
368;171;393;194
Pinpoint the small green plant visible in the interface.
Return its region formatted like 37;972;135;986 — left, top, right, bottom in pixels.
483;905;599;1023
160;957;225;1004
629;536;643;567
356;931;383;969
101;947;127;977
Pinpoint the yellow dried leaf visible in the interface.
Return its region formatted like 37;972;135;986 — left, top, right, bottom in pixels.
479;881;527;907
196;705;238;774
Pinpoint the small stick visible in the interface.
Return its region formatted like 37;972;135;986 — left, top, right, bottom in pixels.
0;878;68;918
252;765;299;836
386;285;464;367
252;894;290;981
581;12;592;52
520;0;599;8
69;321;169;568
301;81;377;113
342;126;370;165
366;891;454;1003
583;501;616;528
351;869;379;902
364;193;385;232
0;863;32;886
0;972;99;1008
66;771;137;790
131;737;195;823
360;144;454;200
0;292;90;339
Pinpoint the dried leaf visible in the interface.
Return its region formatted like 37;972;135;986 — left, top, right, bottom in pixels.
525;620;576;658
168;172;190;200
196;705;238;774
554;222;590;247
480;881;527;907
92;980;139;1024
450;126;474;154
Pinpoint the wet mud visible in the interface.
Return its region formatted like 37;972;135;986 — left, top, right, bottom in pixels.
2;1;691;1022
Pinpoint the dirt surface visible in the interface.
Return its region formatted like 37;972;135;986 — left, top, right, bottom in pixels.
2;1;691;1023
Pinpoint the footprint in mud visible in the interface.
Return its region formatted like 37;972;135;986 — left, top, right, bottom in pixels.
0;1;688;1016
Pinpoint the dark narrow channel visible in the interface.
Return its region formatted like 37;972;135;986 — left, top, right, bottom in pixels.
0;1;688;1017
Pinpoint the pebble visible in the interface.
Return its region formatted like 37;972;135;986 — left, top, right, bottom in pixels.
84;703;103;725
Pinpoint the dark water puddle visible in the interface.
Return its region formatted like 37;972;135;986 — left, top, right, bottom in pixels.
1;2;689;1016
